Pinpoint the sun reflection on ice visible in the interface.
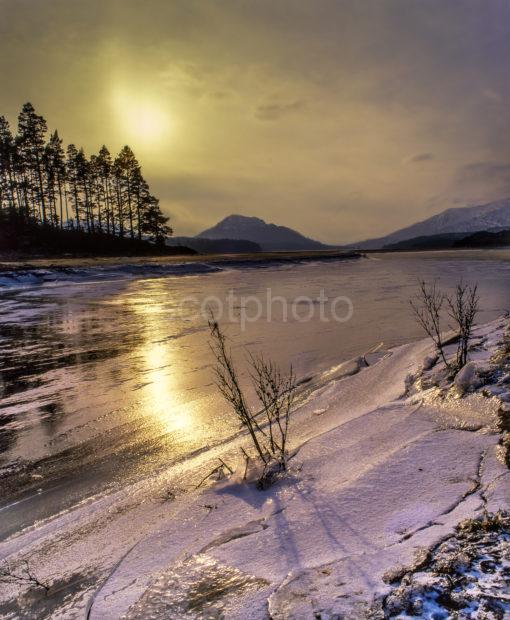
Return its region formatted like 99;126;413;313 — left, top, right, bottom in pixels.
127;291;202;441
143;340;193;434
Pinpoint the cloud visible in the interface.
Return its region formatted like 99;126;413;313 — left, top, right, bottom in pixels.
254;99;305;121
407;152;434;164
427;161;510;211
457;161;510;184
153;173;258;203
209;90;229;100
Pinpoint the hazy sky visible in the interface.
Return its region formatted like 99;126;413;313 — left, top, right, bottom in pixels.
1;0;510;243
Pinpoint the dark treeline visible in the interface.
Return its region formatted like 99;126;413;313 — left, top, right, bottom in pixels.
0;102;171;245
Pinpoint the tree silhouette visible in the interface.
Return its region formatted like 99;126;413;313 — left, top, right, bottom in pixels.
0;116;17;214
0;102;171;249
17;103;48;223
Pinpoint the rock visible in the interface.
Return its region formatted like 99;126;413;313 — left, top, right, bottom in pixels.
422;354;439;371
349;355;369;373
328;356;367;381
476;362;497;378
454;362;481;395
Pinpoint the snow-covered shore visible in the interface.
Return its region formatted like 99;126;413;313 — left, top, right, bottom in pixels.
0;317;509;618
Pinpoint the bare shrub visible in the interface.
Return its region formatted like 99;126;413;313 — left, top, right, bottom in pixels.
208;318;268;464
410;279;479;372
410;280;450;368
208;317;296;484
447;282;479;369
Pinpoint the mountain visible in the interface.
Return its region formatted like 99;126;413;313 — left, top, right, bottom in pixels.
166;236;262;254
354;198;510;249
197;215;327;251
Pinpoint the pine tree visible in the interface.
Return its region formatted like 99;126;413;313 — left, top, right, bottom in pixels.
0;116;17;215
17;103;48;223
74;148;93;233
14;132;31;219
66;144;81;229
112;156;124;237
43;141;58;226
46;131;67;228
115;146;139;239
96;146;113;235
142;195;171;245
89;154;103;232
131;167;149;241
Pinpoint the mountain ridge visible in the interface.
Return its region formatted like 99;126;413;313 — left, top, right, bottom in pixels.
197;214;327;251
354;198;510;249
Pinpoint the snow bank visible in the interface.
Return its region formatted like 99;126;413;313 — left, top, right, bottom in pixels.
0;262;223;291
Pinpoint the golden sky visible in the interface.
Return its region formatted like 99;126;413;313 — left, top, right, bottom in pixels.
1;0;510;243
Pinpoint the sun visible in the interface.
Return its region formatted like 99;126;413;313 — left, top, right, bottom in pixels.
136;104;165;139
113;89;171;146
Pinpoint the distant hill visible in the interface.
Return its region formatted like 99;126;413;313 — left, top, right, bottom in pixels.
454;229;510;248
166;236;261;254
382;232;469;251
197;215;327;251
354;198;510;249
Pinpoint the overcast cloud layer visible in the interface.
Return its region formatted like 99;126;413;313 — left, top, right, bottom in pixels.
1;0;509;243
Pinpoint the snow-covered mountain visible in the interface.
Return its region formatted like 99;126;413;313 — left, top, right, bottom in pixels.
355;198;510;249
197;214;327;251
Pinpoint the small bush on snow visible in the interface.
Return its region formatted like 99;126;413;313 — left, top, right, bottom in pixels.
208;316;296;488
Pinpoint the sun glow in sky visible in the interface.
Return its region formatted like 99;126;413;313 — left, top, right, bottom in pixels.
1;0;510;243
112;88;172;148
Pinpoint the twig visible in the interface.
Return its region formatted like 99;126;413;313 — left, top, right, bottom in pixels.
241;447;250;480
195;466;222;489
195;459;233;489
218;457;234;474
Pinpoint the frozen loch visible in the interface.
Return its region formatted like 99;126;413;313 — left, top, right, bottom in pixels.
0;252;509;618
